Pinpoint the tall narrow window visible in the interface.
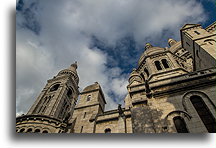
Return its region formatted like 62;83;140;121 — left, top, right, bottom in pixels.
155;61;162;71
83;112;86;118
144;68;149;77
87;95;91;101
173;116;189;133
190;96;216;133
161;59;170;69
80;126;83;133
38;96;52;114
67;88;72;98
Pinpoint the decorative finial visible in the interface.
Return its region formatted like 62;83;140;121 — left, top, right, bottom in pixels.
145;43;153;50
168;39;177;47
71;61;78;69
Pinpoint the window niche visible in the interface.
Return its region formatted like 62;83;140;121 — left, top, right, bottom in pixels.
104;128;111;133
42;130;48;133
50;84;60;92
19;128;25;133
173;116;189;133
161;59;170;69
26;128;33;133
154;61;162;71
190;95;216;133
67;88;72;98
87;95;91;101
35;129;41;133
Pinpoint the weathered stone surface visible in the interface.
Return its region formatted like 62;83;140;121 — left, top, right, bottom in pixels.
16;22;216;133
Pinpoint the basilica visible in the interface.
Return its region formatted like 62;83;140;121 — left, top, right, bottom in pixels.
16;22;216;133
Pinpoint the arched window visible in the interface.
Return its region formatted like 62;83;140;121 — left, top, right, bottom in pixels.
87;95;91;101
161;59;170;69
19;128;25;133
173;116;189;133
37;96;52;114
42;130;48;133
154;61;162;71
35;129;41;133
144;68;149;77
104;128;111;133
50;84;60;92
67;88;72;98
190;95;216;133
26;128;33;133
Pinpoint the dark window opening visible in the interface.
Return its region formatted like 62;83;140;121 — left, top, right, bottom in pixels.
173;116;189;133
194;31;200;35
19;128;25;133
144;68;149;77
35;129;40;133
87;95;91;101
83;112;86;118
80;126;83;133
42;130;48;133
50;84;60;92
155;61;162;71
161;59;170;69
67;88;72;98
104;128;111;133
190;96;216;133
26;128;33;133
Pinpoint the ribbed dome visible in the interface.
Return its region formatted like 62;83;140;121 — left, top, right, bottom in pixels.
138;45;165;66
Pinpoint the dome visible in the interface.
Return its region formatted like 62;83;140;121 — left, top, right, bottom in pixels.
138;44;165;66
82;82;101;93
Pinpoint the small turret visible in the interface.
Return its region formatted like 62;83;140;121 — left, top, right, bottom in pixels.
128;69;143;84
145;43;153;50
168;39;177;47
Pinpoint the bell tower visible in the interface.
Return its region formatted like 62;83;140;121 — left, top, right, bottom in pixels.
71;82;106;133
16;62;79;133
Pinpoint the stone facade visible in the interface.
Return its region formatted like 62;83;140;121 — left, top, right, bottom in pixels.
16;22;216;133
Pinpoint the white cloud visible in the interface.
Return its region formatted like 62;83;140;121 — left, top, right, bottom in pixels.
16;0;207;113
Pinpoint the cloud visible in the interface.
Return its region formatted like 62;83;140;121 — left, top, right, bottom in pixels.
16;0;207;114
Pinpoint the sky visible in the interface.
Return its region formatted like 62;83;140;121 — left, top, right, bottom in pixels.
16;0;216;115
